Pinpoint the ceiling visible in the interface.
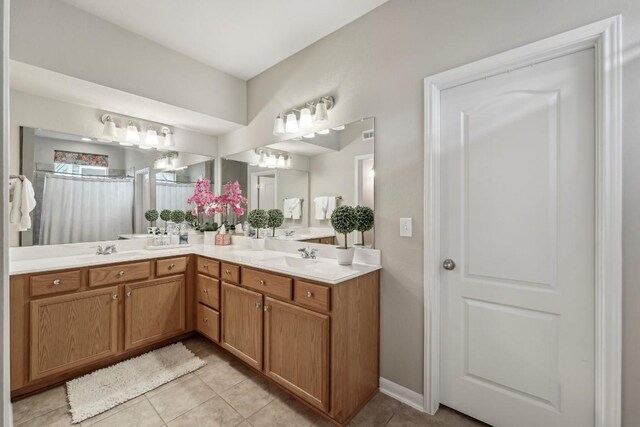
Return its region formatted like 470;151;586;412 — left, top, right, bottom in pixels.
58;0;388;80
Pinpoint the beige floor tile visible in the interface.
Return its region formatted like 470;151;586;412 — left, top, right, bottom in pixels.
88;399;164;427
433;406;489;426
386;406;444;427
182;336;212;354
347;397;394;427
15;405;73;427
195;345;234;368
80;395;147;426
220;376;276;418
12;386;68;425
167;396;244;427
369;391;402;410
195;361;250;394
247;395;317;427
147;374;216;422
145;373;198;398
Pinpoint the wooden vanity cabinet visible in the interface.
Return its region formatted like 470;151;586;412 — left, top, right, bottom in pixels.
124;276;186;350
220;282;263;370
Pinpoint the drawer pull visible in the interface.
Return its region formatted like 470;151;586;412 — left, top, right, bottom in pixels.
255;302;262;309
306;291;314;298
225;269;231;275
259;279;265;286
263;305;270;312
204;317;209;323
203;288;209;294
53;279;61;286
117;270;125;277
126;291;132;297
112;294;118;300
168;263;175;270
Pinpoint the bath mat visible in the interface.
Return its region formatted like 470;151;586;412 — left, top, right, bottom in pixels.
66;342;205;423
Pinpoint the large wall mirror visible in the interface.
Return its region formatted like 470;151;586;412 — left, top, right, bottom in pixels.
17;127;214;246
223;117;375;247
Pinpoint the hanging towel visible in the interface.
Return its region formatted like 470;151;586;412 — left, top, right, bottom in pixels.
326;196;337;218
10;177;36;231
314;196;331;220
283;198;302;220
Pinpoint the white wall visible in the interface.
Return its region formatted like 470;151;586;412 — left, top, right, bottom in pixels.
219;1;640;425
10;0;246;125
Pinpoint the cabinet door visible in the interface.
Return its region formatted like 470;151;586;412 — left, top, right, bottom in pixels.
264;297;330;411
30;287;119;381
221;282;263;370
125;277;185;350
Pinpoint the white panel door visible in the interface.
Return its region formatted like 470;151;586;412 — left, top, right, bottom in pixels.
439;49;595;427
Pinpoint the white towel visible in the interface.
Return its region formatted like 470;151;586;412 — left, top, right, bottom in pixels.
283;198;302;220
10;177;36;231
326;197;337;218
314;196;329;220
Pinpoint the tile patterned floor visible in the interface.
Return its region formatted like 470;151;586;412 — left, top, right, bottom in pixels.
12;337;488;426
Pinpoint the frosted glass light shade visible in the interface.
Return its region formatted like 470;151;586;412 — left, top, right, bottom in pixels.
102;116;118;140
144;129;158;148
267;154;277;168
277;155;286;168
126;122;140;142
273;115;285;135
314;100;328;122
163;131;176;149
299;108;313;129
285;113;299;133
285;156;292;169
258;151;267;168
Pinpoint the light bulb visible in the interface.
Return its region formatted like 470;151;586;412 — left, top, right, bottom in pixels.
273;114;285;135
299;108;313;129
285;112;299;133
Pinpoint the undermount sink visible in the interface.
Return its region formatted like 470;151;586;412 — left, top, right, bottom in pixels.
76;251;146;260
261;256;321;269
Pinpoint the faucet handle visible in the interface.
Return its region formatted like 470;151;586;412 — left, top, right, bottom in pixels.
309;248;318;259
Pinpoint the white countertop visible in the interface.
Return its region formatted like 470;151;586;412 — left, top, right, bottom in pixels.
10;239;381;285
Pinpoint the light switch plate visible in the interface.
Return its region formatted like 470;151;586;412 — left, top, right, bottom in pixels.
400;218;412;237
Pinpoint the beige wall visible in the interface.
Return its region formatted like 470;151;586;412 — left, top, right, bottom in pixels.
219;1;640;424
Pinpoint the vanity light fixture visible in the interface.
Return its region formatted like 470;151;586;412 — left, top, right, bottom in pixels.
285;155;292;169
299;107;313;129
126;121;140;143
258;150;267;168
317;128;331;135
267;153;278;168
277;154;286;168
161;127;176;150
285;112;299;133
273;114;285;135
145;128;159;148
314;99;329;122
100;114;118;141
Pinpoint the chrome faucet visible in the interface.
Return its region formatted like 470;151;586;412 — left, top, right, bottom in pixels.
284;230;296;237
95;244;117;255
298;247;317;259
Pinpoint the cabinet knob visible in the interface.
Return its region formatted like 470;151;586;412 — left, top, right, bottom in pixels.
117;270;125;277
126;291;132;297
169;263;175;270
112;294;118;300
306;291;313;298
204;317;209;323
53;279;61;286
203;288;209;294
259;279;265;286
263;305;270;312
255;302;262;309
225;269;231;275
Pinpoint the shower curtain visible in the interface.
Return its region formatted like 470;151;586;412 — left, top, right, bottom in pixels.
155;181;194;212
39;174;134;245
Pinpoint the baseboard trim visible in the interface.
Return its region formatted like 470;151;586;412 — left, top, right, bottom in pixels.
379;377;424;412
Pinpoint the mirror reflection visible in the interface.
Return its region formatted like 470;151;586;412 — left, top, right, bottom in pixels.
18;127;214;246
223;117;375;247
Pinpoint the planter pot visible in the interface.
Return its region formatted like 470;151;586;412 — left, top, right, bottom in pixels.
335;247;356;265
251;238;266;251
204;231;216;246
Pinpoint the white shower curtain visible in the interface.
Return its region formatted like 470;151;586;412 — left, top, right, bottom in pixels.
155;181;194;212
39;174;134;245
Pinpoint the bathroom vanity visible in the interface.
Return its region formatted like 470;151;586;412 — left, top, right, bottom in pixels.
9;244;380;426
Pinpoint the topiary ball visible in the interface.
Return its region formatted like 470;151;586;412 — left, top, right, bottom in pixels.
331;205;357;235
354;205;374;232
247;209;269;230
145;209;159;223
185;210;195;223
171;210;186;224
267;209;284;229
160;209;172;222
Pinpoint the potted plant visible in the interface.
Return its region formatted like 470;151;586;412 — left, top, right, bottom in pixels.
187;179;218;239
330;205;358;265
267;209;284;237
144;209;159;234
171;210;186;227
160;209;172;233
214;181;248;232
247;209;269;250
354;205;374;246
184;210;196;227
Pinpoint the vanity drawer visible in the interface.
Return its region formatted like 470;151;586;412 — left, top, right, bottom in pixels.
89;261;151;287
156;257;187;277
221;263;240;284
197;274;220;310
242;268;292;300
198;257;220;277
294;280;331;312
319;236;335;245
30;270;82;297
197;303;220;343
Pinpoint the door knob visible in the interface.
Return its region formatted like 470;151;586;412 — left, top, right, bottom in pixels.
443;259;456;271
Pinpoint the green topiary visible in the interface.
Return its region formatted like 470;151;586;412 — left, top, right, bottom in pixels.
144;209;159;225
330;205;357;249
171;210;186;224
185;210;195;225
354;205;374;245
267;209;284;237
160;209;172;222
247;209;269;238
